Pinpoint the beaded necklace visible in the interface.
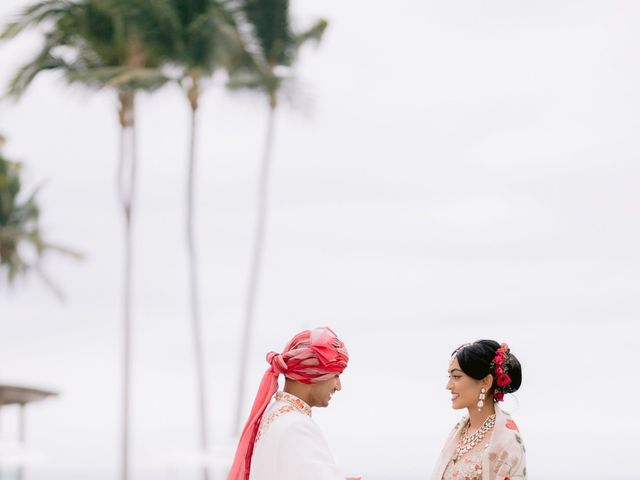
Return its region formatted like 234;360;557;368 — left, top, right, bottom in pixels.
452;413;496;462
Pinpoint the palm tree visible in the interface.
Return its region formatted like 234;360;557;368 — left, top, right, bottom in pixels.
2;2;166;479
228;0;328;434
134;1;244;477
173;5;250;478
0;138;80;296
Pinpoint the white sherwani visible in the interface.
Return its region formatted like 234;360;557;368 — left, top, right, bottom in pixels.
249;391;343;480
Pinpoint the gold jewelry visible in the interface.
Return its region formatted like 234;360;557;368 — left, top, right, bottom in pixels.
452;413;495;461
477;387;486;411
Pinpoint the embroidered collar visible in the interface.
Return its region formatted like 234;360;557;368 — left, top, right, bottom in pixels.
275;391;312;417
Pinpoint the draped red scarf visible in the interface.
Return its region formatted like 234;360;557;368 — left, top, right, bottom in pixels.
227;327;349;480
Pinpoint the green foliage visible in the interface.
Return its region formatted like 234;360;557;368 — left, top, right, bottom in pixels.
129;0;245;103
0;0;329;294
163;0;226;71
0;152;81;292
244;0;292;66
1;0;170;98
227;0;328;103
1;0;250;111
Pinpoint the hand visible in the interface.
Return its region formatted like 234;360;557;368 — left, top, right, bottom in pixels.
346;477;362;480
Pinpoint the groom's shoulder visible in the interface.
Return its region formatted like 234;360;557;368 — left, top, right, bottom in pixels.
257;402;313;442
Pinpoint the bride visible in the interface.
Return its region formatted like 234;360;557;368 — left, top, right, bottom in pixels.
431;340;527;480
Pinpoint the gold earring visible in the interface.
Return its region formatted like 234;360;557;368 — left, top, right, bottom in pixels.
477;387;486;411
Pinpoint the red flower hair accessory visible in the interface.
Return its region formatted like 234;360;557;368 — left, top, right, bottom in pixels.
490;343;512;402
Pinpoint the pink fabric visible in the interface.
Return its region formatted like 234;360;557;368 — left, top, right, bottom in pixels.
227;327;349;480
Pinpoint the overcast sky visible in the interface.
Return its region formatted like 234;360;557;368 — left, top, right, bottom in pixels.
1;1;639;479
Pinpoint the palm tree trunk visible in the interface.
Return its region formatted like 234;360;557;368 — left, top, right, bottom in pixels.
186;74;210;480
118;90;137;480
234;101;277;435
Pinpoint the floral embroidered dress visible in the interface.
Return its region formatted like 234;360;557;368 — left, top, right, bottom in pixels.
249;391;343;480
441;442;488;480
432;406;527;480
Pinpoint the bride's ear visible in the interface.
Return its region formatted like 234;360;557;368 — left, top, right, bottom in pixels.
482;374;493;390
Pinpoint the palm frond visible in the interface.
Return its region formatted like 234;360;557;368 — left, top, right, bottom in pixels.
294;18;327;48
0;0;75;40
41;242;84;260
226;0;328;103
0;153;81;296
33;264;66;301
226;75;266;91
103;67;170;91
5;44;66;98
242;0;292;66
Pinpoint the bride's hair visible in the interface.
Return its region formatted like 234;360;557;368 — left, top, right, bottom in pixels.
452;340;522;394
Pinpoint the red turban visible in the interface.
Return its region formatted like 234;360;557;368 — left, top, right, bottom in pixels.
228;327;349;480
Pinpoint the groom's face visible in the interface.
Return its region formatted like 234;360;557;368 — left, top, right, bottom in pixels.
308;374;342;408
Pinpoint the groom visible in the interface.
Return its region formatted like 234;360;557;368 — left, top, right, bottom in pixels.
228;327;361;480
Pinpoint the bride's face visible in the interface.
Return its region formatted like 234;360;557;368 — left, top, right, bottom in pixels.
446;356;483;410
